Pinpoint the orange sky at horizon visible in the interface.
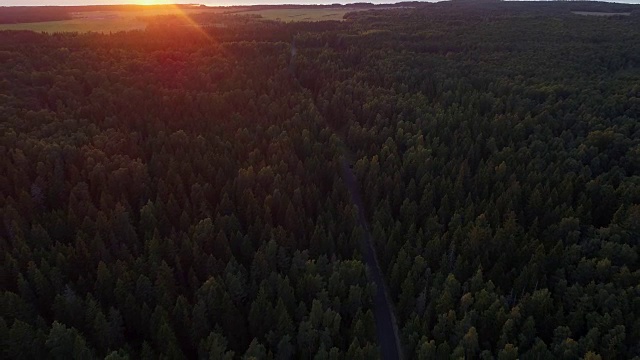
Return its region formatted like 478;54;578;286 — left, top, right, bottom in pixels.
0;0;396;5
1;0;196;5
1;0;638;7
0;0;375;5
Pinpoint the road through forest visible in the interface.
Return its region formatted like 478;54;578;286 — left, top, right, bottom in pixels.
340;159;403;360
291;38;402;359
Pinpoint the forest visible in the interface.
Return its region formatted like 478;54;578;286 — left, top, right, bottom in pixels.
1;1;639;359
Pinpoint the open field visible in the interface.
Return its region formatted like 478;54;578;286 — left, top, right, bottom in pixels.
0;18;148;33
0;6;375;33
0;7;224;33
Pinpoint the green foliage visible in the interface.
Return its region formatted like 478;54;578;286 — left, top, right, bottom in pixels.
0;12;374;357
2;1;640;358
307;1;640;358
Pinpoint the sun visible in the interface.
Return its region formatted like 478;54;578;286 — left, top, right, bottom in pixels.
136;0;184;6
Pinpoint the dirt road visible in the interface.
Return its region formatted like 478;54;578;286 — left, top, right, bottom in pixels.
341;159;403;360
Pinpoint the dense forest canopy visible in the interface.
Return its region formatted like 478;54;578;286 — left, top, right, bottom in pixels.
1;1;640;359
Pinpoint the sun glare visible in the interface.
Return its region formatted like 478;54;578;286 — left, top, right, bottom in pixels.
139;0;169;4
137;1;182;6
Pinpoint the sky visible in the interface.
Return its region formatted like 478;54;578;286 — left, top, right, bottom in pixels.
0;0;638;5
2;0;403;5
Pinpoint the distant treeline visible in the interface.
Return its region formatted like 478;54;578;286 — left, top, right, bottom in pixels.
0;3;395;25
220;3;399;14
49;4;206;13
407;0;638;17
0;5;208;25
0;7;71;24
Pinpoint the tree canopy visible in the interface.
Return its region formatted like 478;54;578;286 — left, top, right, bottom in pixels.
1;1;639;358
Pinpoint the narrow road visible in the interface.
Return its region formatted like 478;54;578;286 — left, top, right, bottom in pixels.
341;158;403;360
289;38;403;358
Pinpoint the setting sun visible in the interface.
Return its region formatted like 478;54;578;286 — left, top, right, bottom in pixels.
135;0;183;4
